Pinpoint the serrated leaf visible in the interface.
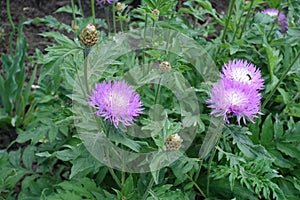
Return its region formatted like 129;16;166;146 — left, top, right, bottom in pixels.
231;128;272;159
276;142;300;159
54;5;82;16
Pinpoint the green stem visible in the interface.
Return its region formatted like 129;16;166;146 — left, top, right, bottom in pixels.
119;16;124;32
108;168;122;188
6;0;15;53
91;0;96;25
83;48;90;94
221;0;236;42
194;159;203;183
231;10;243;43
266;7;282;41
77;0;84;17
142;13;148;76
206;134;221;197
6;0;15;31
105;7;111;33
112;3;117;34
70;0;77;26
262;50;300;109
141;177;154;200
186;174;206;198
237;0;254;39
154;78;162;105
82;47;107;132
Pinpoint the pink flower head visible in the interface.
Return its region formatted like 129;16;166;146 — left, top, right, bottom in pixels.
262;8;288;33
89;80;143;128
207;79;263;125
96;0;118;7
220;59;264;91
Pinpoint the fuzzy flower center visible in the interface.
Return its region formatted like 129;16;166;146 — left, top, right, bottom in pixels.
107;92;129;115
225;90;247;113
230;68;252;84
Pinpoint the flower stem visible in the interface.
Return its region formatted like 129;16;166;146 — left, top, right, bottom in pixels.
262;51;300;109
83;47;91;94
70;0;77;26
6;0;15;32
112;3;117;34
105;7;111;33
266;6;282;41
154;78;162;105
221;0;236;43
77;0;84;17
206;134;221;197
186;174;206;198
237;0;254;39
91;0;96;25
6;0;15;53
108;168;122;188
119;16;124;32
141;176;154;200
142;13;148;76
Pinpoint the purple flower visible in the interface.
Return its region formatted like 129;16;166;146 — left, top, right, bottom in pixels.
96;0;118;7
262;8;288;33
220;59;264;91
207;79;262;125
89;80;143;128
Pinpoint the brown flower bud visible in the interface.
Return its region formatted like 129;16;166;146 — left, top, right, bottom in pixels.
80;24;98;47
159;61;171;72
165;134;183;151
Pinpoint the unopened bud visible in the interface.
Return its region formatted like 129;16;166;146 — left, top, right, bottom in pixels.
159;61;171;72
152;9;160;16
72;24;79;30
80;24;98;47
116;2;122;11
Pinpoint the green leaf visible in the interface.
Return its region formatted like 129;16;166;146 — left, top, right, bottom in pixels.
274;114;284;139
25;16;72;32
230;127;272;159
108;128;146;152
285;103;300;118
54;5;82;16
22;146;36;170
70;156;102;179
276;142;300;159
35;151;52;158
260;114;273;147
199;117;224;159
121;175;135;199
55;149;79;161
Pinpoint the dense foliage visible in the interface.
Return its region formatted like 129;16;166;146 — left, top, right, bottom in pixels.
1;0;300;199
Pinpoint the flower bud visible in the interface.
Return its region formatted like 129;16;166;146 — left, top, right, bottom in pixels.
152;9;160;16
80;24;98;47
72;24;79;30
116;2;122;11
165;134;183;151
159;61;171;72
